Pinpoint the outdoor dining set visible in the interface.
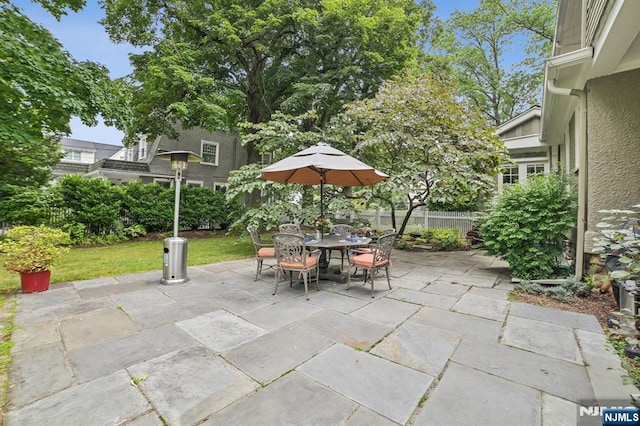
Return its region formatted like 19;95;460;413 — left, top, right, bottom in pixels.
247;140;396;299
248;224;397;300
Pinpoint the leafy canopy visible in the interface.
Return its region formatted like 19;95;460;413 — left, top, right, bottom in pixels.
338;72;508;235
430;0;555;125
101;0;433;158
0;1;130;189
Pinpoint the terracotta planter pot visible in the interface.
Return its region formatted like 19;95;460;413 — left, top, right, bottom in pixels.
20;270;51;294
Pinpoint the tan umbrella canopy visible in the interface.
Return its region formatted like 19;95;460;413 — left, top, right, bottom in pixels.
259;142;388;218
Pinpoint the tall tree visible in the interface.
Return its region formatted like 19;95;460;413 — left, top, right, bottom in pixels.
0;1;129;190
101;0;433;161
225;73;509;235
338;72;509;235
431;0;555;125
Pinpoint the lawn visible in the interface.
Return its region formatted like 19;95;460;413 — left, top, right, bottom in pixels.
0;235;254;293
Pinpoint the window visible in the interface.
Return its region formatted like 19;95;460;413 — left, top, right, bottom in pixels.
185;180;203;187
261;152;273;166
526;163;545;176
201;140;219;165
213;182;227;193
501;165;519;185
154;178;171;188
63;149;82;162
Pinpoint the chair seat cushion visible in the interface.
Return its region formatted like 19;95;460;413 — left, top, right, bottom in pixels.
356;247;374;254
280;256;318;269
257;247;275;258
350;253;388;268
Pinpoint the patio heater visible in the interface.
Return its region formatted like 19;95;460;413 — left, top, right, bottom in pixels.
156;150;203;284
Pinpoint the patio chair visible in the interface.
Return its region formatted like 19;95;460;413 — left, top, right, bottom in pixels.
328;224;353;268
273;233;320;300
247;226;276;281
278;223;301;234
347;233;397;298
356;228;396;254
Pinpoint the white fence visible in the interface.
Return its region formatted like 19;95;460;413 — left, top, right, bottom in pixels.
358;210;480;234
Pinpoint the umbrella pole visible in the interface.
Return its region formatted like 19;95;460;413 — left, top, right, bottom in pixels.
320;174;325;219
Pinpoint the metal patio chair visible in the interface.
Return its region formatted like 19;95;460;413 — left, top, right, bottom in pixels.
328;224;353;268
273;233;320;300
347;233;397;298
278;223;301;234
247;226;276;281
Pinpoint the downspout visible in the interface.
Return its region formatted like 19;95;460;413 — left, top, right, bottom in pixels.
546;79;587;282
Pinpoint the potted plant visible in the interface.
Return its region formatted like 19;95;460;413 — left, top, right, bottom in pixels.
0;225;70;293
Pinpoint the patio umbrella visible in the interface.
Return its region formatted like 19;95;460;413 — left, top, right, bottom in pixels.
259;142;388;218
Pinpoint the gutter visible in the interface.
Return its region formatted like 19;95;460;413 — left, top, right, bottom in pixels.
541;46;592;283
546;80;587;282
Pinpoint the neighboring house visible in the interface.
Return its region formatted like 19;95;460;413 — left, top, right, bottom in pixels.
496;106;554;191
540;0;640;280
54;125;247;191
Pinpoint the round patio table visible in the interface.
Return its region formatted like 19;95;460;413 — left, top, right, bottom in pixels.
304;234;371;283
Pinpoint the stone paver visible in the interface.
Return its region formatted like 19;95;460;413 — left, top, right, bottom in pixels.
351;297;421;327
298;344;431;425
411;306;502;342
5;370;150;426
501;315;583;364
300;309;392;350
5;250;634;426
68;324;198;383
177;310;267;352
416;362;541;425
451;292;509;322
239;299;324;330
387;288;458;310
9;342;72;408
510;302;603;334
451;337;595;402
372;321;460;377
128;346;259;426
222;324;334;384
203;372;357;425
59;307;139;350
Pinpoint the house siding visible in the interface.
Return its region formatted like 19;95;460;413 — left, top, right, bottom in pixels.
586;67;640;230
145;127;246;190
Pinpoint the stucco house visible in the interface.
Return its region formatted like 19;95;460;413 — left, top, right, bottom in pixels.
54;126;247;191
540;0;640;279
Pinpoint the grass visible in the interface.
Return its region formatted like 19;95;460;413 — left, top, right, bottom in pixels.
0;235;254;293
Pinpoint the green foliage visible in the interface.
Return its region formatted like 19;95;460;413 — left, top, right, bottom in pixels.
0;225;70;274
592;204;640;282
53;175;122;235
0;2;130;189
431;0;555;125
515;279;590;303
394;237;415;251
429;228;464;251
180;186;243;231
122;225;147;239
0;185;55;225
338;72;509;236
120;181;173;232
102;0;432;156
477;172;577;280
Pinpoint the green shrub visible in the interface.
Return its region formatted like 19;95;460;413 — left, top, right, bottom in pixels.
430;228;463;250
0;186;54;225
476;172;577;280
120;181;173;232
515;279;590;303
53;175;122;235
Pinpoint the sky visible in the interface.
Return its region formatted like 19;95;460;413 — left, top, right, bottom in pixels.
19;0;479;146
